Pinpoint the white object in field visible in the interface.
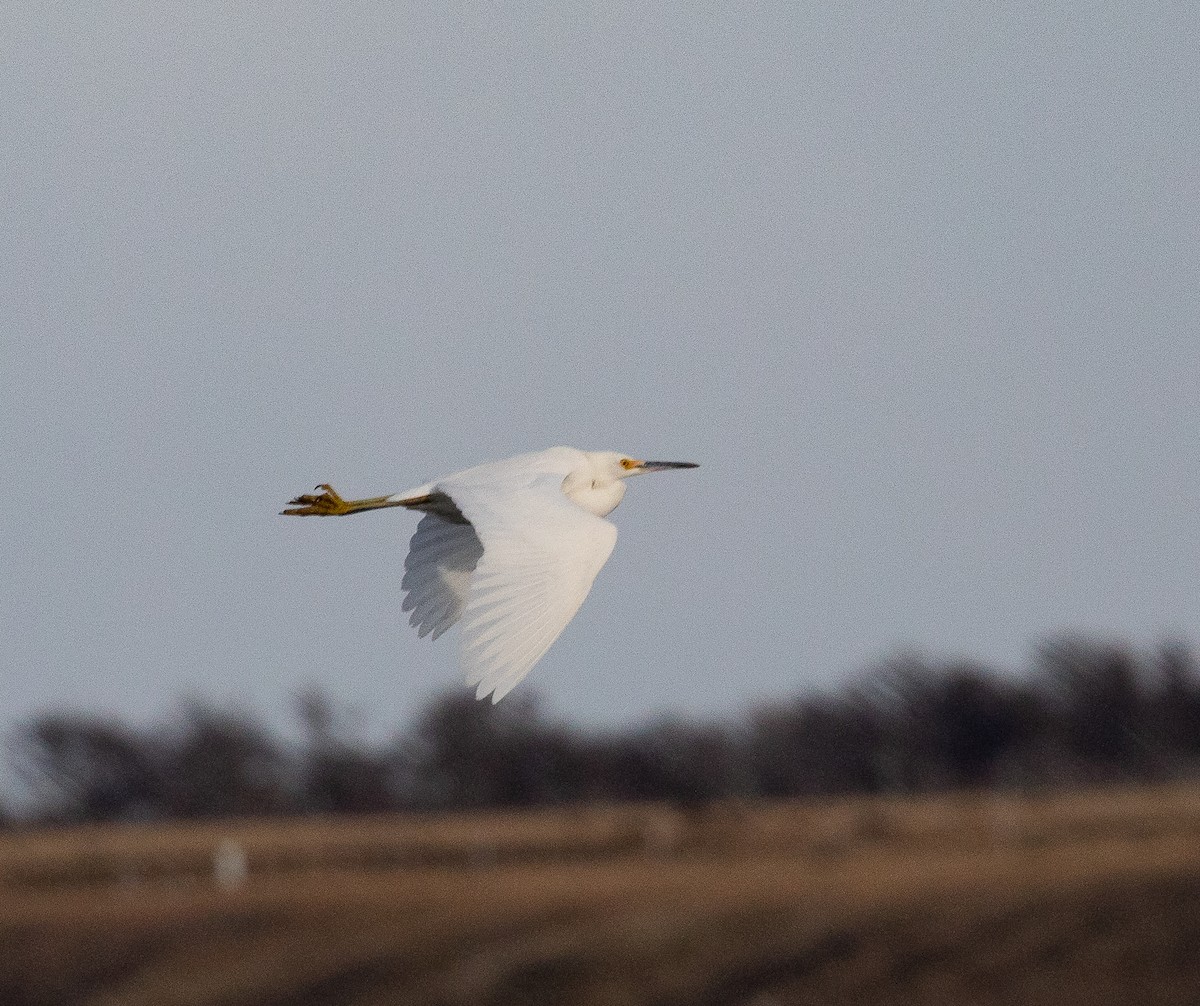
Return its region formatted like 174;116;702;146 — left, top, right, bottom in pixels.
212;838;248;889
282;447;698;703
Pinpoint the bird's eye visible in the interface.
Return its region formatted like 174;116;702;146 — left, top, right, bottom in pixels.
620;458;637;470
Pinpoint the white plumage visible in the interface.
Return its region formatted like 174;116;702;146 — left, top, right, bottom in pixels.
282;446;698;702
401;514;482;641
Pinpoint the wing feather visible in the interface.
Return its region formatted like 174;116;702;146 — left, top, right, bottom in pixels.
400;514;484;641
440;472;618;702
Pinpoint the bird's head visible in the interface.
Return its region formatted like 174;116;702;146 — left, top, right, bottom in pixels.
586;451;700;485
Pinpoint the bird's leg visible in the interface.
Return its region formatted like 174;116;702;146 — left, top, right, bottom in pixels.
280;484;406;517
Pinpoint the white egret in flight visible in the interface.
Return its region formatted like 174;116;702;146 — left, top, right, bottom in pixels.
282;447;698;702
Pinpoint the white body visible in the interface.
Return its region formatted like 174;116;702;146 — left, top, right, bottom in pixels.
387;447;680;702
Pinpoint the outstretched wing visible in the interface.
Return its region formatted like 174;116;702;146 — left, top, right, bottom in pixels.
441;472;618;703
400;514;484;640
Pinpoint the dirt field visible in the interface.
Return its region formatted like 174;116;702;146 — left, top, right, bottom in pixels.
3;784;1200;1005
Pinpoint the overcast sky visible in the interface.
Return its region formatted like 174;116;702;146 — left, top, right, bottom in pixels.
3;4;1197;740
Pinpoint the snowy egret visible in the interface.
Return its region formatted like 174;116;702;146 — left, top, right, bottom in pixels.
282;447;698;702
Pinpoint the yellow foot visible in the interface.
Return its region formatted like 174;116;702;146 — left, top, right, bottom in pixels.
280;484;354;516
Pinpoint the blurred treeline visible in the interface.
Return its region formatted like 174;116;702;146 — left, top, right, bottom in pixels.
5;636;1200;826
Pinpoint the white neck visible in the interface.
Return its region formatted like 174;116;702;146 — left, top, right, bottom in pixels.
561;474;627;517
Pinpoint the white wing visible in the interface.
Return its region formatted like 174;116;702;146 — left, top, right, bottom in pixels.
400;514;484;640
441;471;617;703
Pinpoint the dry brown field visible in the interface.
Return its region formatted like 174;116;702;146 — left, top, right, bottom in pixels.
3;783;1200;1005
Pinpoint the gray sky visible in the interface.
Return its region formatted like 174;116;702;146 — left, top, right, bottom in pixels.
3;4;1198;738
